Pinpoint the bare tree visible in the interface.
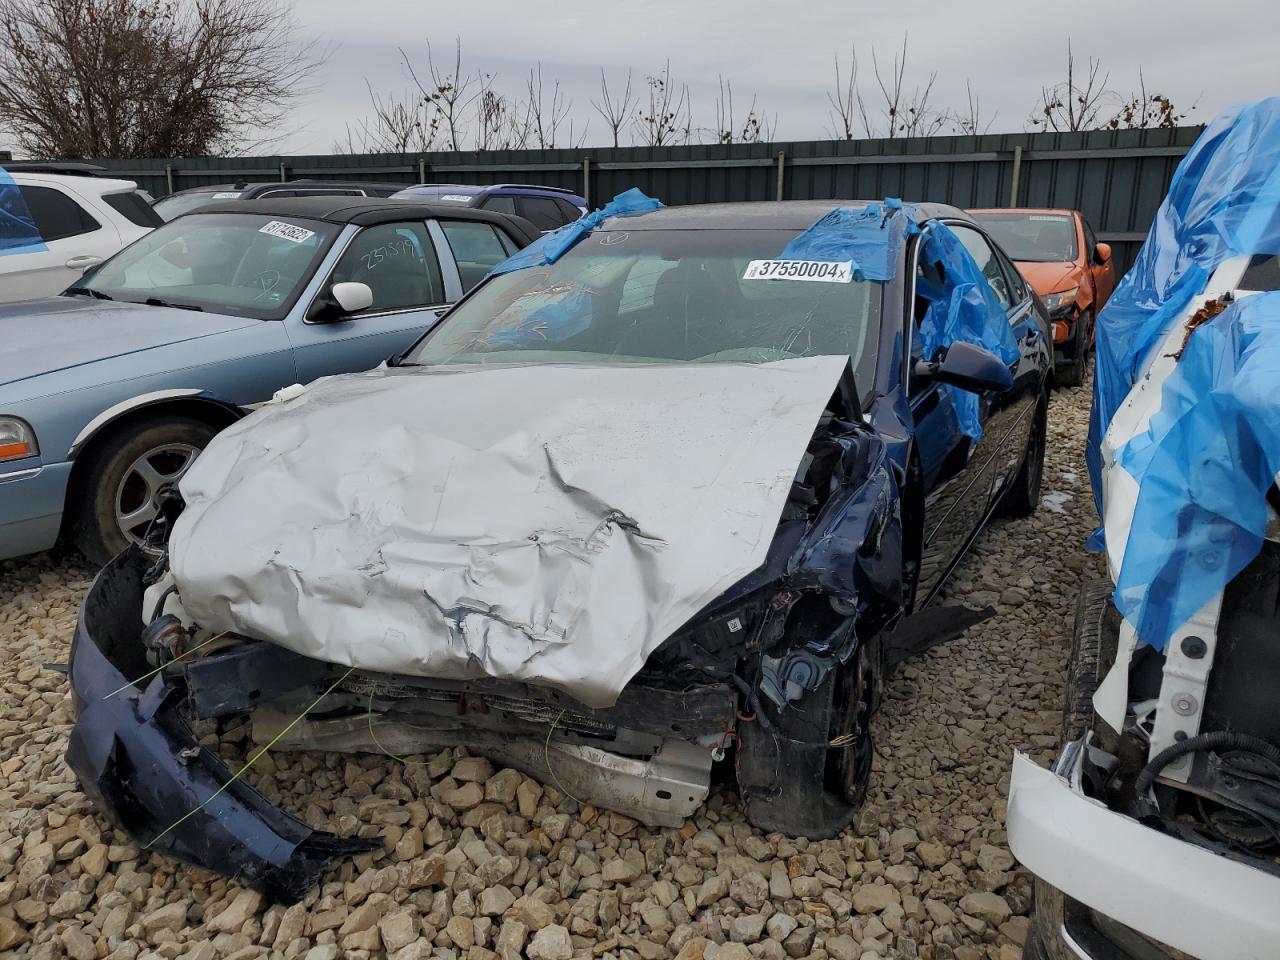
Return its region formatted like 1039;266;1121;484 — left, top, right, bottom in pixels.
713;77;774;144
826;48;867;141
634;61;691;146
403;38;477;151
523;63;572;148
948;80;996;135
0;0;320;158
1107;68;1190;129
591;69;636;147
867;35;944;138
1030;41;1114;132
473;76;529;151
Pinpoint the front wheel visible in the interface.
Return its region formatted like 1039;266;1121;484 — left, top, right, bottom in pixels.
998;393;1047;519
70;416;216;565
1053;311;1092;388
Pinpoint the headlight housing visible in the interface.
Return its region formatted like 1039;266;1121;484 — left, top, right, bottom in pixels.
0;418;38;463
1042;286;1080;317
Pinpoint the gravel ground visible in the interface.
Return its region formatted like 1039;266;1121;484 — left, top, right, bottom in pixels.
0;381;1103;960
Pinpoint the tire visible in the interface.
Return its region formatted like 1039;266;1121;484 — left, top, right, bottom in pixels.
1053;311;1091;388
69;415;217;565
1062;577;1117;741
998;393;1047;519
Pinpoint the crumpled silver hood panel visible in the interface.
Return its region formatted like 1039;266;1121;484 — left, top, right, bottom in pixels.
170;357;847;707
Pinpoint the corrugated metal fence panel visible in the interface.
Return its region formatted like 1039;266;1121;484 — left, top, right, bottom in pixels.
97;125;1205;277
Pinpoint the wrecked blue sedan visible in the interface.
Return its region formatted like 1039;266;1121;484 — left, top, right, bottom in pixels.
67;197;1049;899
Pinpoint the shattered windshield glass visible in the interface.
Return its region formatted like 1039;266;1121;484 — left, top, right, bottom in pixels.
404;228;881;383
970;212;1078;262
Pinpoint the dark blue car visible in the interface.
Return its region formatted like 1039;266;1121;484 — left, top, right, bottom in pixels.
391;183;587;232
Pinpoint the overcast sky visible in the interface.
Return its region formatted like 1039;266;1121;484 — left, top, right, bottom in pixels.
273;0;1280;154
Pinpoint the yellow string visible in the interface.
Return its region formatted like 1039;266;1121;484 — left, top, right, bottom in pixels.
143;667;353;849
544;708;583;807
365;691;427;765
103;631;228;699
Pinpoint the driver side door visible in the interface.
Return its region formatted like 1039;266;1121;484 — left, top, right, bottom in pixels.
286;219;460;385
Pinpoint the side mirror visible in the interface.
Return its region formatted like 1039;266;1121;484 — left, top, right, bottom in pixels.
1093;242;1112;265
308;281;373;322
915;341;1013;393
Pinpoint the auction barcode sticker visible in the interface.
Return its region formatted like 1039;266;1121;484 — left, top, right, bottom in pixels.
259;220;316;244
743;259;853;283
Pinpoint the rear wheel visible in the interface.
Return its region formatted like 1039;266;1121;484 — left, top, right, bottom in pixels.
998;393;1047;519
70;416;216;565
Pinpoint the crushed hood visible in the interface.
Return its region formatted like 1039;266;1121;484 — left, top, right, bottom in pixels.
169;356;849;707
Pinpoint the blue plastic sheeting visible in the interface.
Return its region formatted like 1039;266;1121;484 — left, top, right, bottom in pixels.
780;198;919;282
1088;98;1280;510
915;223;1020;439
1113;292;1280;651
490;188;662;276
0;166;46;255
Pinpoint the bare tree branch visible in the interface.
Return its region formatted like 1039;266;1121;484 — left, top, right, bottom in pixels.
633;61;690;146
825;48;862;140
591;69;635;147
1029;40;1114;132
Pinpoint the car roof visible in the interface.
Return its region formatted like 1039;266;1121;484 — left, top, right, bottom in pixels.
968;207;1075;217
170;180;401;196
596;200;972;231
8;170;142;194
192;195;541;240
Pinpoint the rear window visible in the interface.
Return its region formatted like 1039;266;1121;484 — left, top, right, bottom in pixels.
519;196;572;230
969;212;1079;263
104;190;163;228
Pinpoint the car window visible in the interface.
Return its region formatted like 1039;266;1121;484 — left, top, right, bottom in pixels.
555;198;583;221
103;191;164;228
518;196;569;230
403;228;881;391
1081;216;1098;262
947;224;1012;310
19;185;100;241
440;220;516;293
79;212;339;318
151;191;240;221
1240;255;1280;291
992;245;1028;302
329;221;445;312
968;212;1079;263
481;195;518;216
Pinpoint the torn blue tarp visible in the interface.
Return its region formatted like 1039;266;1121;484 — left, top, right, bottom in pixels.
1088;98;1280;511
915;222;1021;439
0;166;46;255
1113;292;1280;651
780;198;919;282
490;188;662;277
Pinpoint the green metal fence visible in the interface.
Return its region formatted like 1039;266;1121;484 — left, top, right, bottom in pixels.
98;125;1204;276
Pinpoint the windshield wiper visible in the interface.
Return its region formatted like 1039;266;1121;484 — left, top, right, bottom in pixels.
64;286;113;301
143;297;204;312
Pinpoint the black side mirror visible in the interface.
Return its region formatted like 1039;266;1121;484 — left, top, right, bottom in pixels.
914;341;1013;393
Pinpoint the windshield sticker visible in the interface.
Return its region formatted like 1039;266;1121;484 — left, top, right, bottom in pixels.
210;192;242;200
259;220;315;244
743;259;853;283
440;194;474;203
1029;215;1071;222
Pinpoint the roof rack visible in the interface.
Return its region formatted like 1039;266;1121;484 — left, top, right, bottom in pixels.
2;161;110;177
492;183;579;195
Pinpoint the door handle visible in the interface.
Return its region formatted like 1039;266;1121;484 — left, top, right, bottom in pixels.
65;255;103;270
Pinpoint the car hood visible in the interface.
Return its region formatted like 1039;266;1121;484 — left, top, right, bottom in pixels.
169;356;849;707
0;296;259;389
1016;260;1083;296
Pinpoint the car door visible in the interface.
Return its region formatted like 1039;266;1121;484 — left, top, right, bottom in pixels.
286;219;459;384
907;222;1023;599
1;182;123;302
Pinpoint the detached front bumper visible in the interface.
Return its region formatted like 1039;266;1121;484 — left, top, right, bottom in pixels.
65;550;375;903
1008;749;1280;960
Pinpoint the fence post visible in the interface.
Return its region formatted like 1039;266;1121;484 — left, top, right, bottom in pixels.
1008;145;1023;207
279;161;287;183
165;163;174;195
775;151;786;201
582;156;591;208
418;158;427;183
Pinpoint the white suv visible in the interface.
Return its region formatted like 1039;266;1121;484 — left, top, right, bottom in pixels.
1;163;160;303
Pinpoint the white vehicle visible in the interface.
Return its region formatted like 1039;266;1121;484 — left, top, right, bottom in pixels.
1008;98;1280;960
0;162;159;303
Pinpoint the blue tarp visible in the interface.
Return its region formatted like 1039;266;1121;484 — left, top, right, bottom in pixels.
489;188;662;276
0;166;46;255
1114;292;1280;651
1088;98;1280;512
780;198;917;282
915;222;1021;439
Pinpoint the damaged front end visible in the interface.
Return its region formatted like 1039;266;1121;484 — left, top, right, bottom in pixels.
66;398;916;898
